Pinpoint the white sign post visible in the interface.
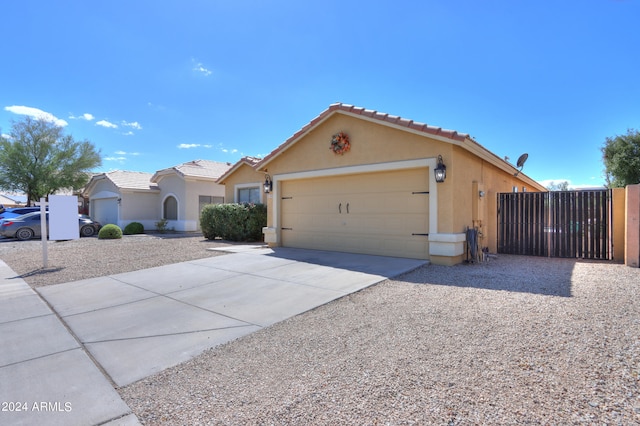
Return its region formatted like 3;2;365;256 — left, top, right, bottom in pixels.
40;195;80;268
40;198;48;268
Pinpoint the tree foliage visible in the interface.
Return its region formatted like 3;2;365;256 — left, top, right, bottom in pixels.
0;117;101;205
546;181;570;191
601;129;640;188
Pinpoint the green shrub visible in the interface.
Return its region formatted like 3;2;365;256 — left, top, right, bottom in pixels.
123;222;145;235
98;224;123;239
200;203;267;242
155;218;172;233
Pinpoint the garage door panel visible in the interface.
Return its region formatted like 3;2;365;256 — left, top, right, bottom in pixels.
281;167;429;259
93;198;118;226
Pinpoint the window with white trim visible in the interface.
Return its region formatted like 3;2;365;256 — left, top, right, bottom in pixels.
237;187;260;203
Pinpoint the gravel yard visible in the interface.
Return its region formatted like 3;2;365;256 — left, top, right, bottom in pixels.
2;235;639;424
118;252;638;424
0;234;230;287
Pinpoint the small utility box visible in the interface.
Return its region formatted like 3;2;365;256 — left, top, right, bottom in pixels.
49;195;79;240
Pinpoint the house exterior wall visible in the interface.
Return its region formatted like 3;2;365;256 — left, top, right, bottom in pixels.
88;178;119;199
222;164;265;203
155;174;225;231
262;114;450;236
259;112;542;264
184;178;225;230
156;175;187;231
119;191;159;230
264;114;450;174
445;145;545;256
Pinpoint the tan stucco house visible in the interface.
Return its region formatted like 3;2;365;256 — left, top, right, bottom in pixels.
84;160;231;231
219;103;545;265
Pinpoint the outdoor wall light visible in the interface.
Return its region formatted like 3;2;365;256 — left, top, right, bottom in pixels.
263;174;273;193
434;155;447;183
479;190;485;198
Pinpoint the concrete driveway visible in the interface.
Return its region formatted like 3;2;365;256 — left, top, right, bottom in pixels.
1;245;425;425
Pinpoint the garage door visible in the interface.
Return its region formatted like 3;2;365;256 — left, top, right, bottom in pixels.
280;168;429;259
93;198;118;226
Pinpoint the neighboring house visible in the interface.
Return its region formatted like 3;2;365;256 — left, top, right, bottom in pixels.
83;170;159;229
83;160;231;231
218;103;546;265
0;191;88;212
150;160;231;231
0;193;27;208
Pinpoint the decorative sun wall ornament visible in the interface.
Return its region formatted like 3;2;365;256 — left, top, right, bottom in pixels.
330;131;350;155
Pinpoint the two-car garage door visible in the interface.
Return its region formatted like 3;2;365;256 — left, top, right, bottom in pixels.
280;167;430;259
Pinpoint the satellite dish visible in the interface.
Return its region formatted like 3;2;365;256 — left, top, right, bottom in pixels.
514;153;528;176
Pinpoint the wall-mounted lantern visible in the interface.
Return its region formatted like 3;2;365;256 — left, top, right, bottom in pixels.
434;155;447;183
263;174;273;193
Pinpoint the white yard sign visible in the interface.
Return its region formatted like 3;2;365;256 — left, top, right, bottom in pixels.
49;195;79;240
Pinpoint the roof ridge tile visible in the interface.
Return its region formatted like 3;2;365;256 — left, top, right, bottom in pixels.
255;102;472;169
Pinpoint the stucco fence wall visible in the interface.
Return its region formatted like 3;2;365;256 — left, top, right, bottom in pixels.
625;184;640;267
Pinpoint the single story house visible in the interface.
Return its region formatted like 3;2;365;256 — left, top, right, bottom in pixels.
218;103;546;265
83;159;232;231
0;193;27;208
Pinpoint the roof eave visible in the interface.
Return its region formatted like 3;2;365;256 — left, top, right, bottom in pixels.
150;168;181;183
256;103;468;172
218;158;261;183
255;103;545;191
458;138;546;191
82;173;109;197
119;187;161;193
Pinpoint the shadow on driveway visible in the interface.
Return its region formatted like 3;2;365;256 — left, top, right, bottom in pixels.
263;247;428;278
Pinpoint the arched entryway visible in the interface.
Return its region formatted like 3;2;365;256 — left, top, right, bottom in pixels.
163;195;178;220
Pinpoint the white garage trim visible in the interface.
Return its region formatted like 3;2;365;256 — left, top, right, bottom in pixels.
428;233;466;256
91;190;119;200
265;158;439;247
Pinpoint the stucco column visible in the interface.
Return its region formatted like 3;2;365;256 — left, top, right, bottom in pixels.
625;184;640;267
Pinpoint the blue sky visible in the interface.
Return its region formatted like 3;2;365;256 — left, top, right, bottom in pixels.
1;0;638;189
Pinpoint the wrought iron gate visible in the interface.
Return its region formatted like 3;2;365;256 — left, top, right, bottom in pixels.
497;190;612;260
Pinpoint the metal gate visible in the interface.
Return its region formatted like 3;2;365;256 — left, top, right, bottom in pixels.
497;190;612;259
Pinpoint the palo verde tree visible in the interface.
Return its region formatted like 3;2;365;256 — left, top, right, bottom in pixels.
0;117;101;205
601;129;640;188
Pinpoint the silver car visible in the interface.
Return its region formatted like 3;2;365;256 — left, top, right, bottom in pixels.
0;212;102;240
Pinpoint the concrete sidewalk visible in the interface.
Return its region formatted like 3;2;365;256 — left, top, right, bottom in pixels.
1;246;426;425
0;261;139;426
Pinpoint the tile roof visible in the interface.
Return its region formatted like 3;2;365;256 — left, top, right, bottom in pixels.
216;156;262;183
0;193;27;205
152;159;232;182
251;102;545;191
103;170;158;191
328;103;468;141
256;102;471;169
